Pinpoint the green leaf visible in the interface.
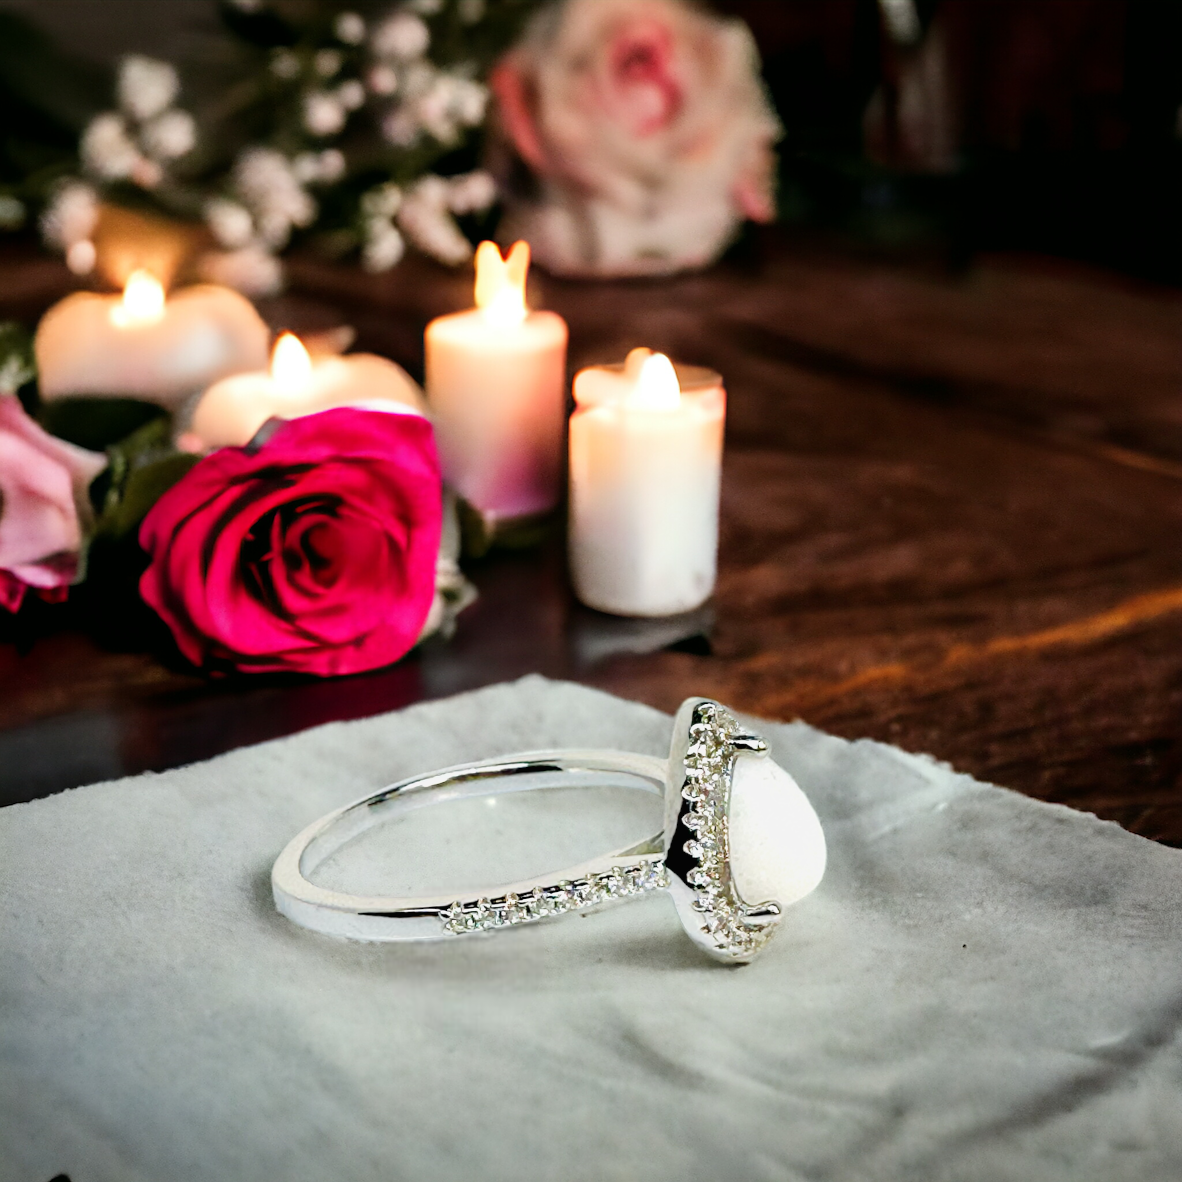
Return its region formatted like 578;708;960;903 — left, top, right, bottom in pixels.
456;496;554;559
37;397;167;452
99;454;200;541
0;320;34;395
93;416;199;542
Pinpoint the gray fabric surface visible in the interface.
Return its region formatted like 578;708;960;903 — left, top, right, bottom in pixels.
2;675;1181;1182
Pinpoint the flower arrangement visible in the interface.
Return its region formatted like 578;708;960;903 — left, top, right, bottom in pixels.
30;0;779;290
0;0;779;683
39;0;543;293
0;321;471;677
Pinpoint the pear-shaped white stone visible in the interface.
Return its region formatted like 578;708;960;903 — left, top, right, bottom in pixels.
728;753;826;908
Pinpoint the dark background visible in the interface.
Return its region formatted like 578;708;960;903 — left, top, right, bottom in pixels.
2;0;1180;281
726;0;1182;282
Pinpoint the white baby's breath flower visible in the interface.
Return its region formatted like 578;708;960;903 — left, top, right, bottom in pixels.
409;74;486;146
198;244;283;296
204;197;254;248
447;170;496;214
118;56;180;121
130;157;164;189
66;239;97;275
367;64;399;96
334;12;366;45
336;79;365;111
80;113;141;179
372;12;430;60
293;150;345;185
270;49;301;79
408;0;444;14
381;108;419;148
401;60;436;96
40;181;98;249
315;49;343;78
453;77;488;127
416;77;460;143
361;182;402;218
317;148;346;183
362;222;405;272
406;174;452;208
233;147;316;248
303;90;347;136
458;0;486;23
255;211;293;249
292;152;321;184
141;108;197;159
398;176;473;265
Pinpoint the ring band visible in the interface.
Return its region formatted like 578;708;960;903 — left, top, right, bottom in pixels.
272;698;827;963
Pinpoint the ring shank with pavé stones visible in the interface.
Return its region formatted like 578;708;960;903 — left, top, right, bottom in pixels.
272;698;827;964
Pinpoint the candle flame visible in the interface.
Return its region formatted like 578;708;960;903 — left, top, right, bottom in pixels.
629;350;681;411
475;240;529;329
270;332;313;390
110;270;165;328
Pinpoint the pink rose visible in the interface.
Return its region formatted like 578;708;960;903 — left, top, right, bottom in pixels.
0;394;106;611
490;0;780;277
139;407;442;676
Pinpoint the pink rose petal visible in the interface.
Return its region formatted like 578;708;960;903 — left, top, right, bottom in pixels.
139;407;443;676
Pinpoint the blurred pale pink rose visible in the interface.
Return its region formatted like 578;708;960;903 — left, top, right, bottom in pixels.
0;395;106;611
490;0;780;277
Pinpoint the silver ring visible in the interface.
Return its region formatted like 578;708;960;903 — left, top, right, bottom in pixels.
271;698;826;963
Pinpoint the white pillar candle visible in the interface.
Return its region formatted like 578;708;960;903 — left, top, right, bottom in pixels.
569;348;725;617
183;333;426;451
34;271;270;409
424;241;568;524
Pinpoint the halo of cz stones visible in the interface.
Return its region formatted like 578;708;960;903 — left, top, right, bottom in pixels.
439;860;668;935
679;702;777;960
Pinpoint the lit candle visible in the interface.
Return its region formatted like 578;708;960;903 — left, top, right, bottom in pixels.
424;241;568;526
184;332;426;451
569;348;725;617
34;271;270;410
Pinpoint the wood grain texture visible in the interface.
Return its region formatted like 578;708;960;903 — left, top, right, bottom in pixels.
2;232;1181;845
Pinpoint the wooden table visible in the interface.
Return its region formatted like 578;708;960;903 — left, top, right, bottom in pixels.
3;232;1182;845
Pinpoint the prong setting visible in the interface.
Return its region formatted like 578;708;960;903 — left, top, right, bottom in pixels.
663;700;784;962
731;733;768;755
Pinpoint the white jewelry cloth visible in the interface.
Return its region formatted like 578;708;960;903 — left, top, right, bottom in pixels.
3;676;1182;1182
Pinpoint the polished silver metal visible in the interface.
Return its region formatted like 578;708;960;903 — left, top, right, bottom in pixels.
272;751;668;942
271;698;810;963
